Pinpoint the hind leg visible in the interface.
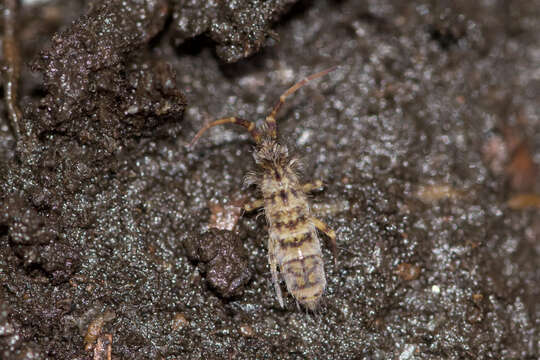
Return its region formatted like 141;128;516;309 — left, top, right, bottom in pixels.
311;217;337;264
268;236;284;308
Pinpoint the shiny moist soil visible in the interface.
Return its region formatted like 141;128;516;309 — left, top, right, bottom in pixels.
0;0;538;359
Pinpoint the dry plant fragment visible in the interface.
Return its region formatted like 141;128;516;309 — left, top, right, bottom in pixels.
208;196;245;231
507;193;540;209
239;323;255;337
395;263;421;281
172;312;189;331
84;310;116;351
415;184;463;203
506;142;537;191
93;334;112;360
2;0;23;140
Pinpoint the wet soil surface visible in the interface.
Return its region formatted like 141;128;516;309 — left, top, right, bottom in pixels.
0;0;539;359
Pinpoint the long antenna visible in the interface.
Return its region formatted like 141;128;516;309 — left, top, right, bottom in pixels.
265;66;338;138
189;117;261;148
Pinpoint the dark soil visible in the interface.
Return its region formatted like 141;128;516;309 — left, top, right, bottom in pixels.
1;0;539;359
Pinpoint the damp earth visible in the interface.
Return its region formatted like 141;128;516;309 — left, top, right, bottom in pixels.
0;0;539;359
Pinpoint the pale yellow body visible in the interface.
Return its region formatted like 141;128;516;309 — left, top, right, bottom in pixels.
261;162;325;310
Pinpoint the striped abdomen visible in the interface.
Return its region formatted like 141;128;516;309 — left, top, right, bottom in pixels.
263;173;326;310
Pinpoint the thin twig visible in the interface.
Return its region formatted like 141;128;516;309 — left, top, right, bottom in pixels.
2;0;22;140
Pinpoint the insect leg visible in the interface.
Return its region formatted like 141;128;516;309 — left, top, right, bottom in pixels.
243;199;264;212
302;180;324;193
268;236;284;308
265;66;337;139
310;217;337;265
189;117;261;148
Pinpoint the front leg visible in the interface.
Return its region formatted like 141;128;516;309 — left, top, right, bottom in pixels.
302;180;324;193
311;217;337;264
243;198;264;213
